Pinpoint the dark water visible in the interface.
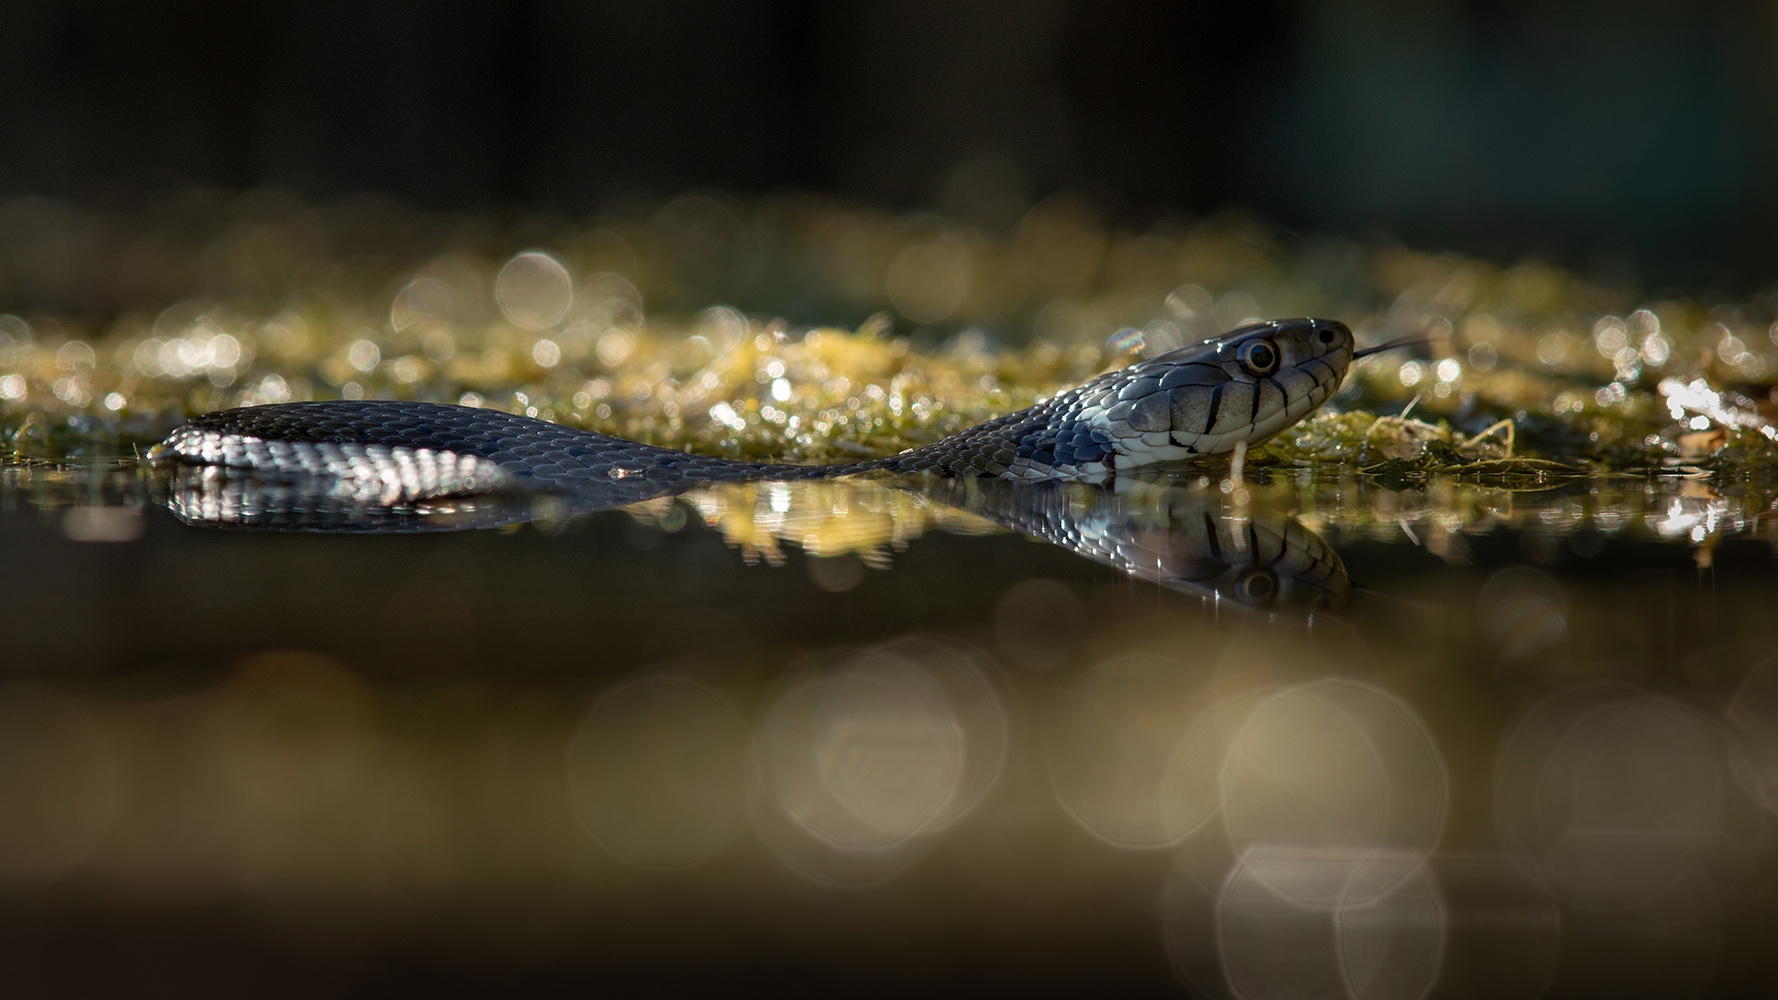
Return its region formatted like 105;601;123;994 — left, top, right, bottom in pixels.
3;457;1778;998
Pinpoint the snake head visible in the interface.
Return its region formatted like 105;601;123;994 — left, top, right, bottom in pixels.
890;316;1356;480
1095;317;1355;463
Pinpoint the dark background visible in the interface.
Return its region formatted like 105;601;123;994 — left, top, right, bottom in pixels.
2;0;1777;290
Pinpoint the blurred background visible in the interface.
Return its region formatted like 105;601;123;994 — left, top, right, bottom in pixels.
8;4;1778;998
2;0;1776;299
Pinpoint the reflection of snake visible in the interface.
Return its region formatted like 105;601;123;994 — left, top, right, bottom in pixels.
155;318;1364;498
921;477;1350;614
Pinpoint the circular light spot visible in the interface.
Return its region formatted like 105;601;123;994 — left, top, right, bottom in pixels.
1214;291;1262;329
761;662;958;850
1221;680;1447;907
54;341;96;371
696;306;748;351
531;339;561;368
421;330;456;362
496;251;574;330
346;340;380;373
1477;568;1567;663
1497;685;1765;920
886;240;971;323
200;651;381;825
1215;850;1445;1000
595;330;633;367
0;685;116;884
748;643;1003;887
993;578;1084;670
567;677;748;871
1051;653;1215;849
391;275;460;332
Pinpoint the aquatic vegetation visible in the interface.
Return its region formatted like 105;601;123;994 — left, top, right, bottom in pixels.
1;192;1775;480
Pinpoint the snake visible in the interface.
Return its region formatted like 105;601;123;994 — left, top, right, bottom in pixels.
154;317;1374;503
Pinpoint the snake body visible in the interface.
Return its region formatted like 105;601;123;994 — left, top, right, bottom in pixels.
156;318;1356;499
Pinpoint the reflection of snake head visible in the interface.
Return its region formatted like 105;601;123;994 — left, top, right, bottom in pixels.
932;478;1351;617
1212;550;1346;615
1171;504;1351;615
1226;568;1278;607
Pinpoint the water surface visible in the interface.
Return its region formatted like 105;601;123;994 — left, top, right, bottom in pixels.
3;456;1776;998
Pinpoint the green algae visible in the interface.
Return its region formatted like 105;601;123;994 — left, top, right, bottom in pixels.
1;192;1775;478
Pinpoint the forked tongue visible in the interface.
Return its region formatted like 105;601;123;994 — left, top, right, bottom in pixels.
1353;336;1431;359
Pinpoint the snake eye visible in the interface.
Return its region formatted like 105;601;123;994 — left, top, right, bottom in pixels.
1235;570;1277;606
1239;339;1279;375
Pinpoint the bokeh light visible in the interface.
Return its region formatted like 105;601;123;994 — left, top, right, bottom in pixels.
748;640;1004;887
1049;651;1216;848
566;676;749;871
495;251;574;330
1219;680;1447;908
0;684;116;885
1496;685;1765;921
